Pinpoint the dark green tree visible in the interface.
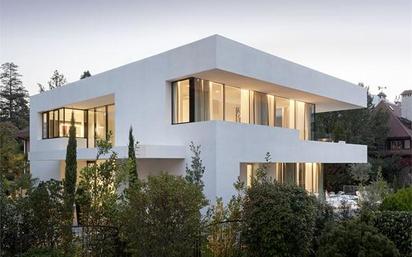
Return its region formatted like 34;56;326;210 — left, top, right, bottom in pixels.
121;174;206;257
317;219;399;257
185;142;206;190
0;62;29;129
128;126;138;184
63;114;77;245
80;70;91;79
316;85;390;190
48;70;67;90
241;181;317;257
0;122;26;183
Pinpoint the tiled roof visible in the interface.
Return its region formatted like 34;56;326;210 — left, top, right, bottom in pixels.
375;101;412;139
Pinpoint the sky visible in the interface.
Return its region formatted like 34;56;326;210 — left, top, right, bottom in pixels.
0;0;411;102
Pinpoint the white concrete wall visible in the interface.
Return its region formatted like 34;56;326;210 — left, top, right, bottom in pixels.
29;35;368;202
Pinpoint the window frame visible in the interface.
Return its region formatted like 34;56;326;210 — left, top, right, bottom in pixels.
171;77;316;140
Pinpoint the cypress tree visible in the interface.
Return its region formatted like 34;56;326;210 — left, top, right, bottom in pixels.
128;126;138;184
63;113;77;243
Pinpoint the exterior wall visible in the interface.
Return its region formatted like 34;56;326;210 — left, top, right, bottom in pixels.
29;35;368;202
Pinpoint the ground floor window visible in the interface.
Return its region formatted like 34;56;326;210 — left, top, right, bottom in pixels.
241;162;323;195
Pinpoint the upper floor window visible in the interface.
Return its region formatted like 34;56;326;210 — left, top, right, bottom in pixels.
42;108;86;139
171;78;315;140
41;104;115;147
388;139;411;150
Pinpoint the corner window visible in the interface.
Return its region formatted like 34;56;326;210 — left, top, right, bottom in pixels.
41;105;114;146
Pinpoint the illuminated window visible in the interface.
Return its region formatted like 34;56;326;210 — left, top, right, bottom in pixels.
171;77;315;140
41;105;114;147
172;79;190;123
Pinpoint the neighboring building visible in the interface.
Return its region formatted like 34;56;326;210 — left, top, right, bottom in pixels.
375;91;412;185
29;35;367;201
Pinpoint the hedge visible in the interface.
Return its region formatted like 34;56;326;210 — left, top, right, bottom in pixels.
380;187;412;211
373;211;412;257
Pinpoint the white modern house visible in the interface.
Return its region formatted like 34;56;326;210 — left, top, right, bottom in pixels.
29;35;367;202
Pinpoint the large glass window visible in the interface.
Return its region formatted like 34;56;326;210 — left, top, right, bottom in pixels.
225;86;241;122
275;96;290;128
48;111;54;138
88;109;95;148
172;79;190;123
95;107;107;142
254;91;268;125
107;105;115;144
171;77;315;140
267;95;275;127
41;105;114;146
42;113;48;138
296;101;305;140
192;79;224;121
243;162;323;195
305;103;315;140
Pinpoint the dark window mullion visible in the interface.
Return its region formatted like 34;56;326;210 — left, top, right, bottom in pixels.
189;78;195;122
105;105;109;141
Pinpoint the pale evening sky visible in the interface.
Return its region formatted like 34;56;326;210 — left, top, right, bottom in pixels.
0;0;411;102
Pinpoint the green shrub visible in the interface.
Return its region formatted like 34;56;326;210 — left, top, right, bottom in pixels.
241;181;317;257
312;200;334;256
120;174;207;257
21;248;65;257
380;187;412;211
317;219;400;257
373;211;412;257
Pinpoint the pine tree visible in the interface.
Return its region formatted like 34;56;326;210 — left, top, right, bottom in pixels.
0;62;29;129
63;113;77;244
128;126;138;184
48;70;66;90
80;70;91;79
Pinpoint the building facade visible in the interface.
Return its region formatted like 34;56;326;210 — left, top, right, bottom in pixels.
375;93;412;185
29;35;367;201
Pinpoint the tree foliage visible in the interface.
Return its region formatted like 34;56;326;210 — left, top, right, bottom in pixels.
62;114;77;247
75;138;125;257
0;62;29;129
380;186;412;211
38;70;67;92
0;122;26;184
316;219;400;257
128;126;138;184
373;211;412;257
121;174;206;257
0;178;65;256
80;70;91;79
185;142;206;190
241;181;317;257
206;179;244;257
48;70;66;90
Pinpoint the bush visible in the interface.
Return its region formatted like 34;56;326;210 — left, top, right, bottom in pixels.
380;187;412;211
316;219;400;257
21;248;65;257
241;181;317;257
373;211;412;257
121;174;207;257
312;200;334;256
